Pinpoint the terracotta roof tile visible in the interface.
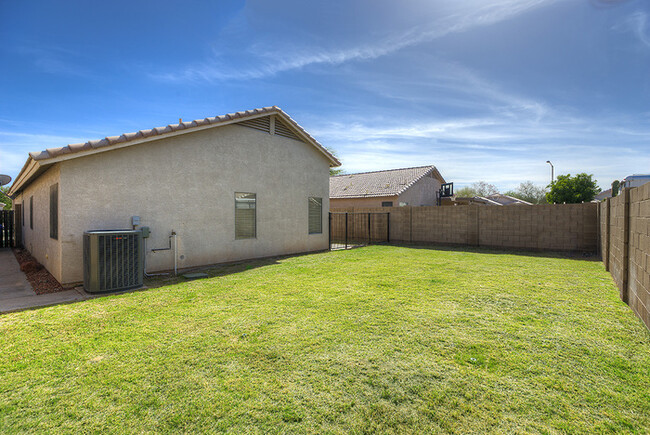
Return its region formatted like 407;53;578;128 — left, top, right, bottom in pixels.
330;165;443;198
25;106;338;166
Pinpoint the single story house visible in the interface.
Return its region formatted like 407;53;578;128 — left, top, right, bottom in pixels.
9;106;340;286
595;188;613;201
329;165;446;209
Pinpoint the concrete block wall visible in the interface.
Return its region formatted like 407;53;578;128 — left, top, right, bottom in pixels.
601;184;650;330
331;203;598;251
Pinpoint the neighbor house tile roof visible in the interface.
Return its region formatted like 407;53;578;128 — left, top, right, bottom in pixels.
330;165;445;198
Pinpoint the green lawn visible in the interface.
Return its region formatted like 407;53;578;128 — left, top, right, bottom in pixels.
1;245;649;433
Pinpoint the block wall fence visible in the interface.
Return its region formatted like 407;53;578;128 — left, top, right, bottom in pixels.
332;203;598;252
600;183;650;330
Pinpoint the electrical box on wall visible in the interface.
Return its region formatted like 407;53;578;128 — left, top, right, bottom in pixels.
141;226;150;238
131;216;141;226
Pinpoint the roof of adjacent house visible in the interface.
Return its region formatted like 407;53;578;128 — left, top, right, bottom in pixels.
595;188;613;200
453;194;532;206
330;165;445;199
485;194;532;206
9;106;340;197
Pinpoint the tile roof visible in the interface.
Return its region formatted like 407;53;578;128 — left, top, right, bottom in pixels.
330;165;444;198
27;106;337;165
9;106;340;197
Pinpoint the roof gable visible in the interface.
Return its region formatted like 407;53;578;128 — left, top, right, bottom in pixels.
329;165;445;199
10;107;339;197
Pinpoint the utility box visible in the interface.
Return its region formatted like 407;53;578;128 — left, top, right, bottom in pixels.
83;229;144;293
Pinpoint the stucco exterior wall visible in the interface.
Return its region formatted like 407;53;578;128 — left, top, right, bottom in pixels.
12;165;62;282
397;173;442;206
330;195;398;209
56;123;330;285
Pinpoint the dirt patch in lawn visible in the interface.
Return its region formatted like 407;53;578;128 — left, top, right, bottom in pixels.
13;249;64;295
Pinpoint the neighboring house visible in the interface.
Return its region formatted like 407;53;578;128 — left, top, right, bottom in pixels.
443;194;532;206
621;174;650;190
329;165;446;209
8;106;340;286
595;188;613;201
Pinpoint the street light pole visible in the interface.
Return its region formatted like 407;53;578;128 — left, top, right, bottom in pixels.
546;160;554;184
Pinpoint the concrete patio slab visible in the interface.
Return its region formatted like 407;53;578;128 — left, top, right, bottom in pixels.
0;248;35;301
0;248;92;314
1;289;88;314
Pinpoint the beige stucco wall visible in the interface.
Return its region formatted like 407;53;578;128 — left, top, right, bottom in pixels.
397;173;442;206
53;123;330;285
13;165;62;282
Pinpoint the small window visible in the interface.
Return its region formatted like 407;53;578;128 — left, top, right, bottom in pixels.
21;200;24;226
29;196;33;230
235;192;256;239
308;197;322;234
381;201;393;207
50;184;58;240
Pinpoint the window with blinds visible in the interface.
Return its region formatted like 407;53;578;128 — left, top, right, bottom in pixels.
308;197;322;234
50;184;58;240
235;192;256;239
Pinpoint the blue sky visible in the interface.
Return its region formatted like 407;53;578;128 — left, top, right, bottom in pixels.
2;0;650;191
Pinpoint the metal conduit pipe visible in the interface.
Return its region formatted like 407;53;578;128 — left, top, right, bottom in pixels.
143;237;169;277
173;230;177;276
146;230;178;277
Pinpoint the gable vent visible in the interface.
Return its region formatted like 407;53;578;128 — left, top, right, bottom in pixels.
274;118;301;141
239;116;271;133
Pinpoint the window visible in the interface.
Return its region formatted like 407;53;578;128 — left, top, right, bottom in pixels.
382;201;393;207
235;192;256;239
29;196;33;230
308;197;322;234
50;184;58;240
21;200;24;226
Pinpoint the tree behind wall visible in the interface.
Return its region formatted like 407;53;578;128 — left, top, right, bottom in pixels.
456;181;499;197
0;186;11;210
327;147;344;176
546;173;599;204
505;181;548;204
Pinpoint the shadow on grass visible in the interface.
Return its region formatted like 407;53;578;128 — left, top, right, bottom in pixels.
118;243;599;296
380;242;601;262
143;250;330;289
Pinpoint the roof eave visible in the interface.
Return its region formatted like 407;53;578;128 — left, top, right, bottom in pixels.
11;107;340;195
8;157;40;198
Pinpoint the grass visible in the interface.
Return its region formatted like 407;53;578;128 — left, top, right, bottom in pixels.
1;245;649;433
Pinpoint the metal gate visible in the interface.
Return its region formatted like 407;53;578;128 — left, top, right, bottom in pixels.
329;212;390;250
0;210;14;248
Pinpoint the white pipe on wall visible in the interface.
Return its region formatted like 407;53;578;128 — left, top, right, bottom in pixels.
172;230;177;276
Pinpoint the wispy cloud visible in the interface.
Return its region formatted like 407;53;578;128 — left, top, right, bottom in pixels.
615;10;650;48
0;131;88;178
13;45;89;77
304;62;650;191
153;0;560;82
